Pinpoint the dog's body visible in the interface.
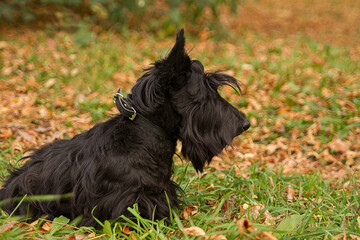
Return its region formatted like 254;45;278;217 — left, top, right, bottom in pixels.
0;30;250;227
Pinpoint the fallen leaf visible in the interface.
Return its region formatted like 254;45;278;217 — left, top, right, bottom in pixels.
203;234;227;240
269;176;274;187
350;234;360;240
122;225;132;235
34;127;53;133
87;232;96;238
18;221;36;232
237;218;278;239
131;233;141;240
274;118;286;133
180;206;199;220
327;139;349;152
184;226;206;237
248;98;262;110
45;130;66;143
65;233;91;239
0;41;9;49
45;78;56;88
258;231;278;240
64;235;76;240
287;185;295;202
0;128;12;138
335;233;345;239
18;130;35;141
263;209;275;226
40;221;52;233
277;106;289;114
244;204;275;225
242;63;253;71
0;221;18;232
223;194;236;218
237;218;256;235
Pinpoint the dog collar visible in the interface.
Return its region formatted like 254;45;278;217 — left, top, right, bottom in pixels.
113;89;171;140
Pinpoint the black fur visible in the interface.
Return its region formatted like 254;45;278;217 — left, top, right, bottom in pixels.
0;29;250;228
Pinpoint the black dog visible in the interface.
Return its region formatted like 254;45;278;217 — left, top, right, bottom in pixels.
0;29;250;227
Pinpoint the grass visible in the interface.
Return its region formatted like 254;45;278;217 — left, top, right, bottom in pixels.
0;12;359;240
2;163;358;239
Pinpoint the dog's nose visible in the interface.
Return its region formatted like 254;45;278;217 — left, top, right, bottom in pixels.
242;119;250;131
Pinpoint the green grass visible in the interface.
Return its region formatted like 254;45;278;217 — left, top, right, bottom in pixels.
0;24;359;239
1;163;358;239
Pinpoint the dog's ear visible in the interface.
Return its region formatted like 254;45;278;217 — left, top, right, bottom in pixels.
154;29;191;89
164;29;188;70
128;30;191;110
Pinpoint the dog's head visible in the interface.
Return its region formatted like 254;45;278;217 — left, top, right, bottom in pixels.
129;29;250;172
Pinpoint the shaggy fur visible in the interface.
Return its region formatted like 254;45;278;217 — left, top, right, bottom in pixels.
0;29;250;227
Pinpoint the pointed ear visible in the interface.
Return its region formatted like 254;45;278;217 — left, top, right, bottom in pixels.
166;29;185;61
161;29;191;75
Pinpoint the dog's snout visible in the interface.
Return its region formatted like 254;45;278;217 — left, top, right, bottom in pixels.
242;119;250;131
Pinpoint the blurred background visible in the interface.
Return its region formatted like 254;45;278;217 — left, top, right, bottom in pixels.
1;0;359;44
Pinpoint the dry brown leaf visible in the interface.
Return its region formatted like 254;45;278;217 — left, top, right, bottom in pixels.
40;221;52;233
18;130;35;141
263;209;275;226
250;116;258;126
203;234;227;240
18;222;35;230
131;233;141;240
266;144;278;155
237;218;277;240
0;128;12;138
63;235;76;240
74;234;90;240
87;232;96;238
257;231;278;240
327;139;349;153
29;220;40;227
0;41;9;49
121;225;132;235
249;205;262;221
184;226;206;237
0;221;18;232
274;118;285;133
180;206;199;220
64;234;90;240
269;176;274;187
34;127;52;133
248;98;262;110
320;149;341;164
287;185;295;202
335;233;346;239
242;63;253;71
350;234;360;240
245;205;275;226
277;106;289;114
237;218;256;235
45;78;56;88
45;130;66;143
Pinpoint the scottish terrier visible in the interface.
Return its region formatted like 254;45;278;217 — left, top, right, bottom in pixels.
0;29;250;227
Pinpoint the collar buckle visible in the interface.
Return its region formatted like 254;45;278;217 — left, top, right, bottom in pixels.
113;89;137;121
113;88;171;140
